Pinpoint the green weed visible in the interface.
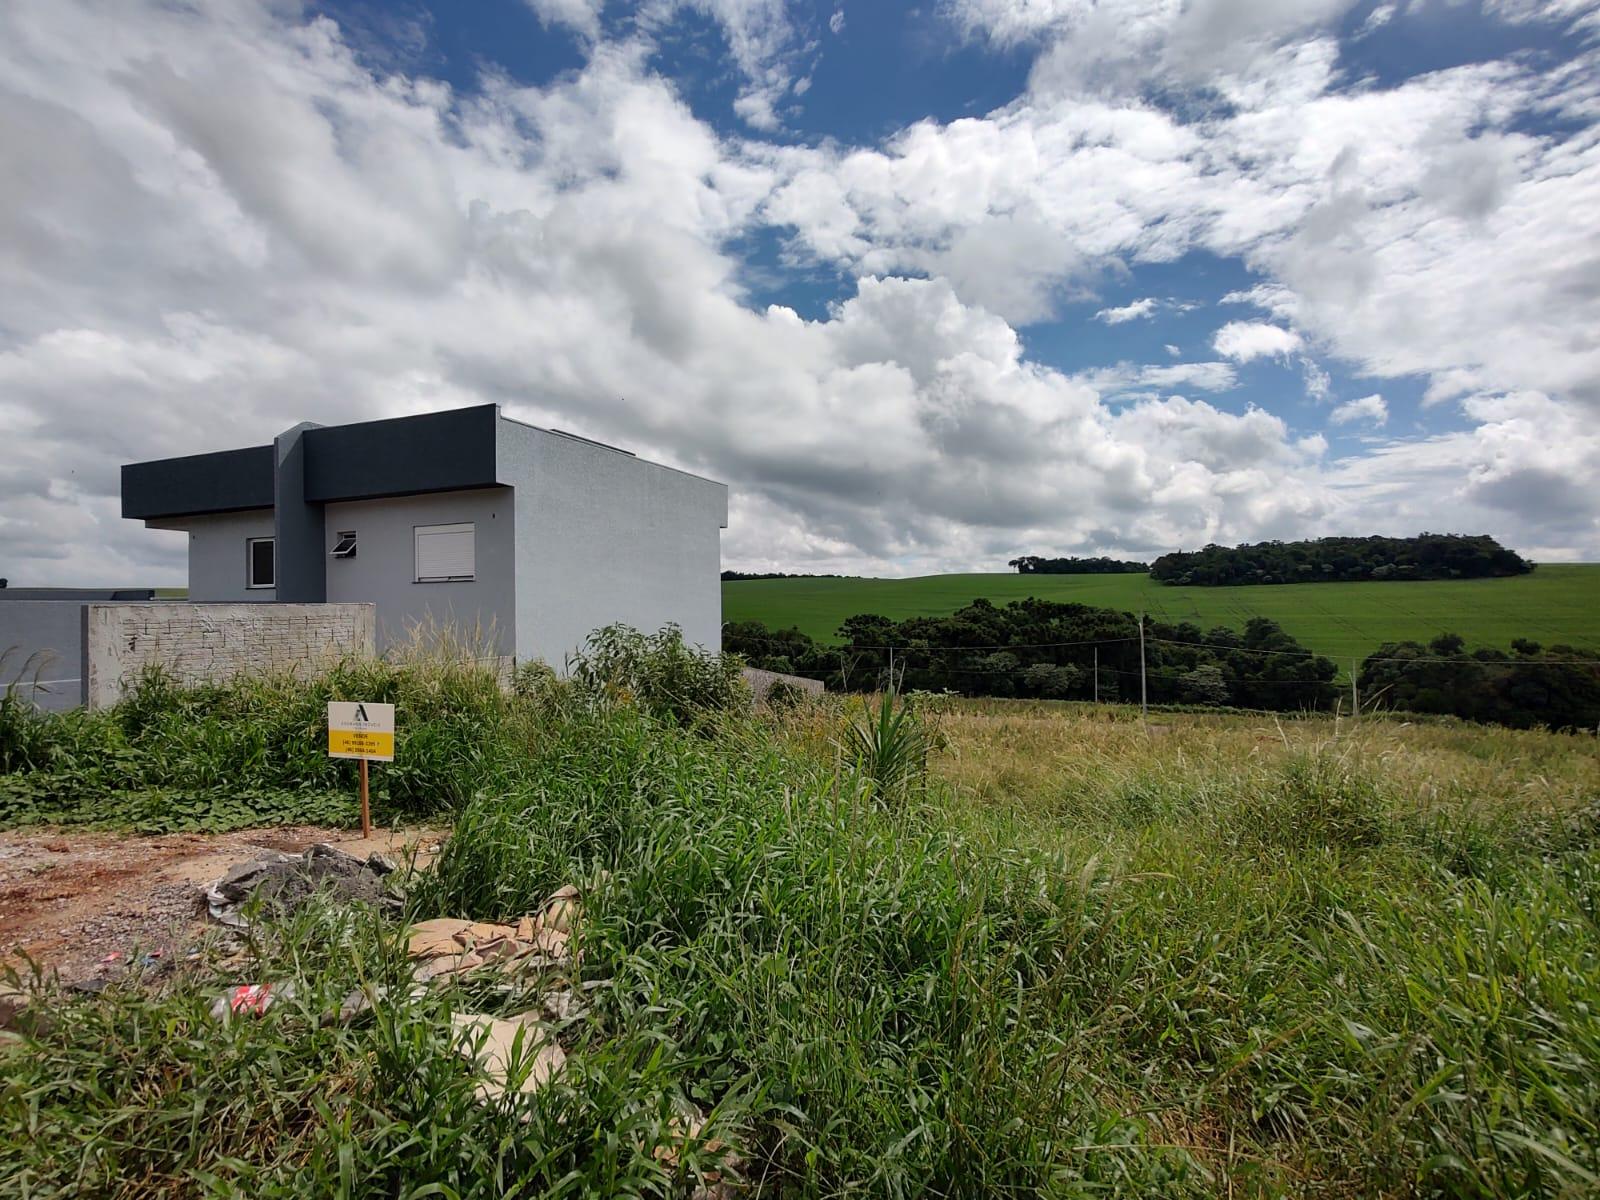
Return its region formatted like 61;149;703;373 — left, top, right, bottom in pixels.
840;687;932;804
570;624;749;727
2;644;1598;1196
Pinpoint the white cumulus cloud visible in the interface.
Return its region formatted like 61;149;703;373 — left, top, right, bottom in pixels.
0;0;1596;586
1329;393;1387;426
1212;321;1303;362
1095;297;1158;323
524;0;606;39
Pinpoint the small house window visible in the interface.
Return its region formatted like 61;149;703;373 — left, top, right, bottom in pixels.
414;522;475;582
246;537;275;589
330;531;357;559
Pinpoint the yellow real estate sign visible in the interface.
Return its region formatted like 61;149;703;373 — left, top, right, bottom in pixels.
327;701;396;762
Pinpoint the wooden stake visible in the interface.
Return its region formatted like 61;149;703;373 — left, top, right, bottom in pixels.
359;757;371;838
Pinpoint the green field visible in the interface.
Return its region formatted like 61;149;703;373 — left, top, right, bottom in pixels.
724;563;1600;666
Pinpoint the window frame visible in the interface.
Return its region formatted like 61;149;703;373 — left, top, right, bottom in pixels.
413;521;476;583
330;530;358;560
246;536;276;590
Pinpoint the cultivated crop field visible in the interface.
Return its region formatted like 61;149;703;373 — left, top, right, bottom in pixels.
723;563;1600;664
3;644;1599;1197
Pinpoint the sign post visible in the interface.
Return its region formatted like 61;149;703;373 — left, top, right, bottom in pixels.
328;701;396;837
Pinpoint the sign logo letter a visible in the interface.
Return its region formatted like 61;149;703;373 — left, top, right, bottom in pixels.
353;703;369;723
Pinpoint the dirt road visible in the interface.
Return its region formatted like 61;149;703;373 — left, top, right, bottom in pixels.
0;826;442;984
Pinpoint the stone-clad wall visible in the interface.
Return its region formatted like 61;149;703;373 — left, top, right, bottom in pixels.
83;603;376;709
741;666;825;705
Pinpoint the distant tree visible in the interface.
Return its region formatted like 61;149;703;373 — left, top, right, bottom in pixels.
1178;664;1229;705
1009;555;1148;574
1022;662;1083;698
722;570;843;581
726;598;1338;712
1150;534;1533;586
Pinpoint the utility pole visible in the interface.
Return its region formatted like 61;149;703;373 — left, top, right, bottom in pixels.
1138;613;1148;724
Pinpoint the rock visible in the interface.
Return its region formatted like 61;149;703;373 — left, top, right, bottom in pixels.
205;845;396;929
211;852;299;903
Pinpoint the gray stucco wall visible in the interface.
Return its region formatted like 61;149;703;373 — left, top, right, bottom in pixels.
0;601;89;711
180;509;277;602
323;487;515;655
497;419;727;670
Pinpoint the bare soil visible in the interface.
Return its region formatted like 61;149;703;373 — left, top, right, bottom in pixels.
0;826;443;985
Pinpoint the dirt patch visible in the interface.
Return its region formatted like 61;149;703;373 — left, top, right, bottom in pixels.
0;825;443;985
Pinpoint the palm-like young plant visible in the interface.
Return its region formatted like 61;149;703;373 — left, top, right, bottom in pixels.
844;687;930;803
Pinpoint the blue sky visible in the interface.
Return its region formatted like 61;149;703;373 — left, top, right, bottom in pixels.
2;0;1598;581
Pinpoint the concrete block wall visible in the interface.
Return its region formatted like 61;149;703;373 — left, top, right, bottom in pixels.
83;603;376;708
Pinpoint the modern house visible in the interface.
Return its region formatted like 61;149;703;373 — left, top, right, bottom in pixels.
120;405;728;668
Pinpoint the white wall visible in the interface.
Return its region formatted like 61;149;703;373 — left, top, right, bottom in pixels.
323;487;515;654
497;419;727;670
180;509;276;602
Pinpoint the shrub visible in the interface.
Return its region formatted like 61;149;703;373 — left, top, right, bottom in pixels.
762;678;808;710
569;624;748;726
511;658;558;699
842;688;932;804
1237;750;1388;853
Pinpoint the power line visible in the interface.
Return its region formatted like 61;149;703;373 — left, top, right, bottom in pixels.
825;640;1139;659
1147;635;1600;668
800;629;1600;666
830;633;1600;668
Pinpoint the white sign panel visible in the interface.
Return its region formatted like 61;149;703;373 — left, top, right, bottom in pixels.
327;701;396;761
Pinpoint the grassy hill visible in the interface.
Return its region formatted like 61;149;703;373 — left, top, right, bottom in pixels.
723;563;1600;666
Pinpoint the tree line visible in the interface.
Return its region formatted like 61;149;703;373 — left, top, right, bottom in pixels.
726;601;1600;730
1150;534;1533;586
726;579;851;588
1006;556;1149;574
725;598;1338;711
1357;634;1599;731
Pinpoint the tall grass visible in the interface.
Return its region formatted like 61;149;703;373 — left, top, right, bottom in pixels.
0;652;521;831
2;648;1598;1195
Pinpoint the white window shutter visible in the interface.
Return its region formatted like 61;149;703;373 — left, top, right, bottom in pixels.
415;523;475;581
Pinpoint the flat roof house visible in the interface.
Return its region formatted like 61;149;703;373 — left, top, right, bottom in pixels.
121;405;728;668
